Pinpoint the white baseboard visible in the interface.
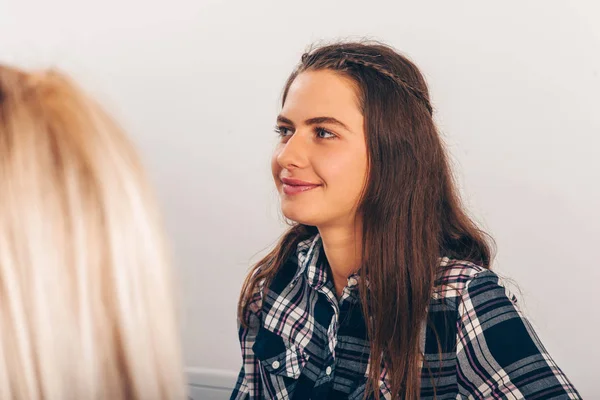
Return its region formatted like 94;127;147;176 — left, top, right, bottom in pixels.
188;385;231;400
186;367;238;391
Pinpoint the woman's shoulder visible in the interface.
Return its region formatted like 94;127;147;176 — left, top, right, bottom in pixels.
432;258;513;309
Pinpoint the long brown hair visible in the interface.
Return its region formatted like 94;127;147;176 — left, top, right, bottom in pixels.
238;41;493;399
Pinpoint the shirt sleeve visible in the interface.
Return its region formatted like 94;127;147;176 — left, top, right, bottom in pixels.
230;292;263;400
456;270;581;399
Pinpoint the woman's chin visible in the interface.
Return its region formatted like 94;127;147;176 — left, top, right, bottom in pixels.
281;205;321;226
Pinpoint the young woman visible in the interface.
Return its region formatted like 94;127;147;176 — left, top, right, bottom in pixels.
230;42;581;400
0;66;186;399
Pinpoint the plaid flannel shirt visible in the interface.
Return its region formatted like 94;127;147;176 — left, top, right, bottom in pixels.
231;234;580;399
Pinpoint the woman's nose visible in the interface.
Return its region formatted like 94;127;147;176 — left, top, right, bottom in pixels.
276;131;310;170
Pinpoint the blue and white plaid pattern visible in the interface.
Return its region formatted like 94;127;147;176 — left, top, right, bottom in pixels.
231;234;580;399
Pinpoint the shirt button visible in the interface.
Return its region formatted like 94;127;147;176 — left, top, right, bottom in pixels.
272;361;280;369
325;366;332;376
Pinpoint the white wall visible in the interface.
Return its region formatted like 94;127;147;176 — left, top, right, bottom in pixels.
1;0;598;397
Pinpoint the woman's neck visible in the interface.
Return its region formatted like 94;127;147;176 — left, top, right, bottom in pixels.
317;219;363;298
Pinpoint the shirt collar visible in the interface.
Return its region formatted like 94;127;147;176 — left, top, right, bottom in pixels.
292;233;364;296
292;233;327;289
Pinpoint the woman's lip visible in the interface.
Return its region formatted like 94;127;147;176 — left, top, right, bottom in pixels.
281;177;320;186
282;183;320;195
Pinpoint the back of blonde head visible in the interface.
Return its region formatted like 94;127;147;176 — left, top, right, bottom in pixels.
0;66;186;399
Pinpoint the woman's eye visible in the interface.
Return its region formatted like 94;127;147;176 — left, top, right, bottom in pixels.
275;126;293;137
316;127;336;139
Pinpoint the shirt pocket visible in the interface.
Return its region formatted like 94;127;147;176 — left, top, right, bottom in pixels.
253;325;308;380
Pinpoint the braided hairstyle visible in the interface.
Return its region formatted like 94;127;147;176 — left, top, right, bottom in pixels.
299;44;434;115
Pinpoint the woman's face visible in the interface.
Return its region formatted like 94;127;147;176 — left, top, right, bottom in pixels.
271;69;368;228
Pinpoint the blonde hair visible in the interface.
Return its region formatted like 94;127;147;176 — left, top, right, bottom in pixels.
0;66;186;399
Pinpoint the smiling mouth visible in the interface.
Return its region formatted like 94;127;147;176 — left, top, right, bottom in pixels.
280;178;321;196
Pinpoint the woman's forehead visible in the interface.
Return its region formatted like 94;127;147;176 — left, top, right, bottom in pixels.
282;70;363;128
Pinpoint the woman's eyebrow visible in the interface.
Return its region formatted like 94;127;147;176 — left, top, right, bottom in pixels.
276;115;349;131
